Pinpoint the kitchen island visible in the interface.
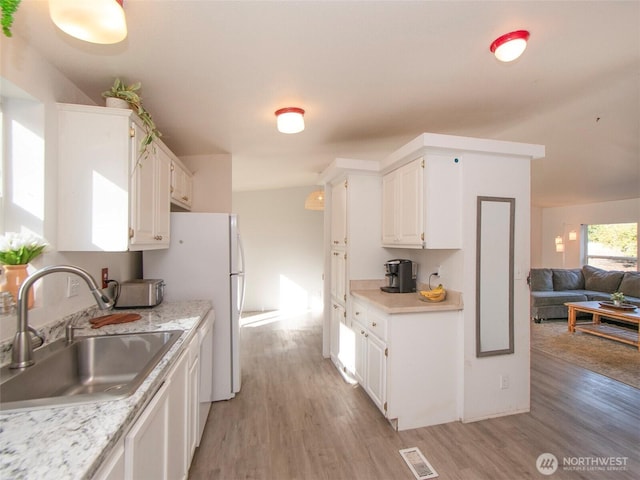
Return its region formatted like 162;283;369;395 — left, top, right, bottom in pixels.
0;300;211;480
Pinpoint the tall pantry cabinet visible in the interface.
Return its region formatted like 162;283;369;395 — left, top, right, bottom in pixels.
321;159;387;374
57;103;173;251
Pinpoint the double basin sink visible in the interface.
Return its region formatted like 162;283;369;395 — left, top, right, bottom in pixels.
0;330;182;412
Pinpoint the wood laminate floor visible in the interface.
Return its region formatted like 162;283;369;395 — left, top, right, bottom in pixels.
189;311;640;480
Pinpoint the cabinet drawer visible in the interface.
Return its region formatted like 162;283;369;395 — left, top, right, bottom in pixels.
368;308;388;341
351;299;367;323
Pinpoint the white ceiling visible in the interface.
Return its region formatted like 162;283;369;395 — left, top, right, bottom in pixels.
8;1;640;207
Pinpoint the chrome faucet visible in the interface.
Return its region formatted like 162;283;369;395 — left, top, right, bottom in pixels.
10;265;114;369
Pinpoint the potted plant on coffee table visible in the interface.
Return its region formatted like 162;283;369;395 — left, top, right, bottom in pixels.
611;291;626;307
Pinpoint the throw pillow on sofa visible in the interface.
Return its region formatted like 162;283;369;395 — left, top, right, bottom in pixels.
529;268;553;291
582;265;625;293
618;272;640;298
553;268;584;290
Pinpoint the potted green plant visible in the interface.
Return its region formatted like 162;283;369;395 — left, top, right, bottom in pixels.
102;78;162;159
611;291;625;307
0;231;48;308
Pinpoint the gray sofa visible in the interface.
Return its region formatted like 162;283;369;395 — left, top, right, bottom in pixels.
528;265;640;322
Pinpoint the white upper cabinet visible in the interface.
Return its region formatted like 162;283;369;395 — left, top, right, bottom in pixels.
57;103;171;251
170;156;193;210
382;154;461;249
382;157;424;247
129;127;171;249
330;179;347;247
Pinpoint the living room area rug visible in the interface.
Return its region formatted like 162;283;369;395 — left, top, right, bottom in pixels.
530;320;640;389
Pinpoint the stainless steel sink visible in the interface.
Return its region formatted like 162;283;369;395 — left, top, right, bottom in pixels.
0;330;183;412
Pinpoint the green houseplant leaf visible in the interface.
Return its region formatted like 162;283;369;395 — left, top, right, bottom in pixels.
102;78;162;160
1;0;21;37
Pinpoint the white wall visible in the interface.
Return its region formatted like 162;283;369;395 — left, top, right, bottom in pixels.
538;198;640;268
232;186;324;313
180;153;232;213
460;151;532;423
0;34;138;340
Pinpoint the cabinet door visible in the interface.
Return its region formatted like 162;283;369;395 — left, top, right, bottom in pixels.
365;334;387;414
167;351;189;480
129;123;156;248
330;249;346;303
171;161;193;210
154;146;171;245
187;339;201;463
381;173;398;244
331;180;347;247
130;138;171;250
125;381;169;480
353;321;367;385
397;158;424;246
329;303;344;363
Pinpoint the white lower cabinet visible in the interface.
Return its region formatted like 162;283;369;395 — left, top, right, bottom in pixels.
166;349;189;480
329;303;344;364
125;378;171;480
187;334;201;461
353;318;387;414
350;298;460;431
364;332;387;411
94;326;203;480
125;346;190;480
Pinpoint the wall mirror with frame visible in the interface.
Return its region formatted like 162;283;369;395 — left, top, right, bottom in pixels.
476;196;515;357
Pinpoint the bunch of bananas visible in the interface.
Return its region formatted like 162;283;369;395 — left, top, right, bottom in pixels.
419;284;446;302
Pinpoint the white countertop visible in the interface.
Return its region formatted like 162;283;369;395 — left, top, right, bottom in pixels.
0;300;211;480
350;280;463;314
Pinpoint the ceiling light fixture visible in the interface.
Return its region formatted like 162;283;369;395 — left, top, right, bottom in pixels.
275;107;305;134
490;30;530;62
49;0;128;44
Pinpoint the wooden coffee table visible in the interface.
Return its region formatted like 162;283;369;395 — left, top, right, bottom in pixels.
565;301;640;350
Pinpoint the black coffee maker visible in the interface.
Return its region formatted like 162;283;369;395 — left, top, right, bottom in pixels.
381;259;416;293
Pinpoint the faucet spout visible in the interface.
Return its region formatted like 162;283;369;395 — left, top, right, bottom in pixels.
10;265;114;369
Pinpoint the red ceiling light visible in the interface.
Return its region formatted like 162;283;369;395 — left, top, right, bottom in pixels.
275;107;305;134
490;30;530;62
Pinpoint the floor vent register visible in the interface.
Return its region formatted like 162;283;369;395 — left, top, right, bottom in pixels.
399;447;439;479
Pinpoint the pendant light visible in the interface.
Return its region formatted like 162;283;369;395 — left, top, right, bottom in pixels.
304;190;324;211
275;107;305;134
490;30;530;62
49;0;127;44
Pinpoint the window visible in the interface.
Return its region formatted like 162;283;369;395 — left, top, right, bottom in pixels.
583;223;638;271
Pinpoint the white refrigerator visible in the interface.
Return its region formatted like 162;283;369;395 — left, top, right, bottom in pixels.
143;212;245;401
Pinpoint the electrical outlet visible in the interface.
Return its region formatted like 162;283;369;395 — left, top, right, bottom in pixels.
67;276;80;298
437;265;443;277
500;375;510;390
101;268;109;289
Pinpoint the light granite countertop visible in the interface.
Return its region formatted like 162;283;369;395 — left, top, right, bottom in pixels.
350;279;463;314
0;300;212;480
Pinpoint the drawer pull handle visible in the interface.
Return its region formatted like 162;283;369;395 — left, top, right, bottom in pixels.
372;322;377;327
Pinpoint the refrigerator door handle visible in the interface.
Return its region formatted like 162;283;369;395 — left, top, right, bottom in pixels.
237;272;246;316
